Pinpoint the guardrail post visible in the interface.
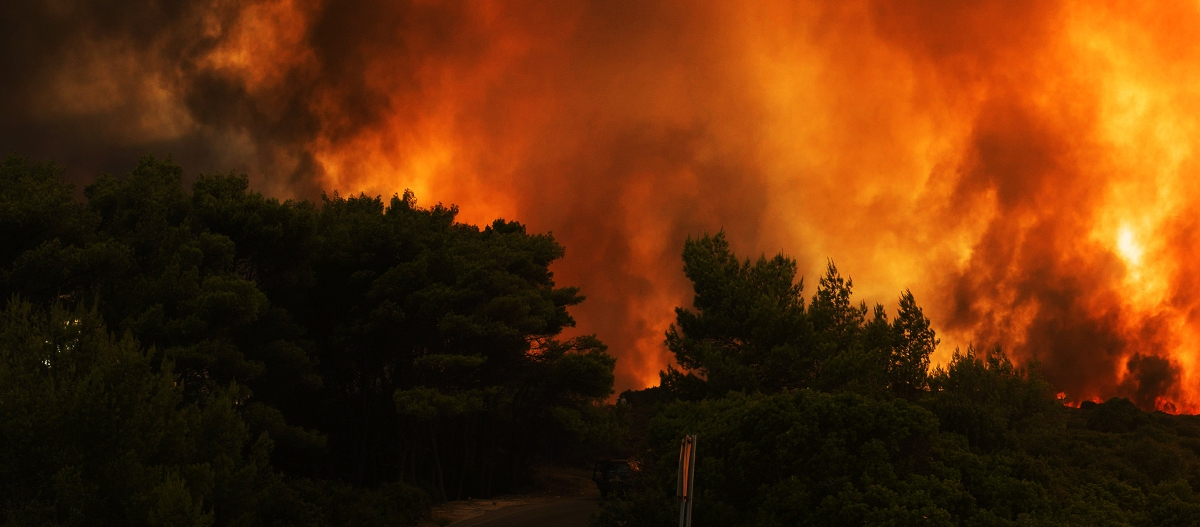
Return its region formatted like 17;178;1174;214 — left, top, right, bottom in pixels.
677;434;697;527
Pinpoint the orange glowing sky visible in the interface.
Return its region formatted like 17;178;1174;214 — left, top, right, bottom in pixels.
5;0;1200;411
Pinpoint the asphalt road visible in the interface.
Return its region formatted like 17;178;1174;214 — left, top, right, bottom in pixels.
447;497;600;527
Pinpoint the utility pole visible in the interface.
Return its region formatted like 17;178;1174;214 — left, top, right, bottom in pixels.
677;434;697;527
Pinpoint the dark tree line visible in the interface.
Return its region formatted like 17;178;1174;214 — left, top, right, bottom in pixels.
0;155;616;526
599;232;1200;527
661;232;936;399
8;154;1200;527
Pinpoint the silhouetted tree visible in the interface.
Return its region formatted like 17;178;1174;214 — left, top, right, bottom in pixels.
662;232;936;399
601;231;1200;527
0;154;617;524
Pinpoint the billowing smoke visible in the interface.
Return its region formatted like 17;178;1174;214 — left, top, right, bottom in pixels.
3;0;1200;410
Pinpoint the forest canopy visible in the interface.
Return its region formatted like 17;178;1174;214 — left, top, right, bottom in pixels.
0;155;616;526
598;232;1200;527
5;155;1200;527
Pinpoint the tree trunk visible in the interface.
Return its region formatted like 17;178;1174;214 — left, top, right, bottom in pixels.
431;421;447;501
455;416;471;499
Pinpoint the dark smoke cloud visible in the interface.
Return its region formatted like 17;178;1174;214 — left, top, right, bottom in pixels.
885;1;1191;409
3;0;1199;405
1125;353;1180;411
0;0;773;389
0;0;301;190
939;97;1140;403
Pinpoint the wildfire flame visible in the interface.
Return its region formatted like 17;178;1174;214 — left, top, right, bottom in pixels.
6;0;1200;411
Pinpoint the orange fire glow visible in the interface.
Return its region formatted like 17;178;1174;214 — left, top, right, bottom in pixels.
17;0;1200;411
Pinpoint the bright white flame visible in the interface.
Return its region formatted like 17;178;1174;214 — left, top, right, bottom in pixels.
1116;224;1143;268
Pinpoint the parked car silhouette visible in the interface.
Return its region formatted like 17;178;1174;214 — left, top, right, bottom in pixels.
592;459;640;500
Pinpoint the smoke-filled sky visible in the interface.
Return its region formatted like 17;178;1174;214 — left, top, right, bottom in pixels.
5;0;1200;411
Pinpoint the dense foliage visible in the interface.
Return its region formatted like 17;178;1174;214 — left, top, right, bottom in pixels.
8;154;1200;526
599;232;1200;527
0;155;616;526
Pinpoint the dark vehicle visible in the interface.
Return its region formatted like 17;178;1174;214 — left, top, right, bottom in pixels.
592;459;639;500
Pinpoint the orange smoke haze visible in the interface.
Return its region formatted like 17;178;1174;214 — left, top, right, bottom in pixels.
5;0;1200;411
